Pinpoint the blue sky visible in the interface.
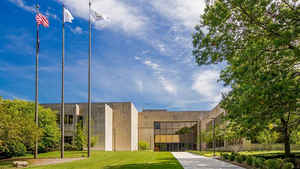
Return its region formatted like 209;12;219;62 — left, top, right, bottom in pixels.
0;0;228;111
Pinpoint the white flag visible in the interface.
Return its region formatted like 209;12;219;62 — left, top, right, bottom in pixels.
91;9;109;22
64;8;74;23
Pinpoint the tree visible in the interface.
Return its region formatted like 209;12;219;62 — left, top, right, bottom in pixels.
192;0;300;157
175;127;193;134
256;128;280;144
38;106;60;153
0;98;59;158
74;124;86;151
291;127;300;144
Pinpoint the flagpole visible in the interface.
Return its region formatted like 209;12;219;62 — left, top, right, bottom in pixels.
34;3;40;160
87;0;92;158
61;4;65;159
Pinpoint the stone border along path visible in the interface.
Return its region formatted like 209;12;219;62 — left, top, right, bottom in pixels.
28;157;86;166
172;152;245;169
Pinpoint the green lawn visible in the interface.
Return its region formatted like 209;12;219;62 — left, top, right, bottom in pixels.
0;151;183;169
189;151;222;157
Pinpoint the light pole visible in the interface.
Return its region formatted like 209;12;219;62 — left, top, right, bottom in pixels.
87;0;92;158
61;3;65;159
210;117;216;157
34;3;40;159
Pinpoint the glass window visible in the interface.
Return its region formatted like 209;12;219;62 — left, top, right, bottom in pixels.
64;115;68;124
78;116;83;127
69;115;73;124
154;122;160;129
64;136;73;144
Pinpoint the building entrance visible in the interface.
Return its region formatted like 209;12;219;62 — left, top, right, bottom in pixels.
154;121;198;152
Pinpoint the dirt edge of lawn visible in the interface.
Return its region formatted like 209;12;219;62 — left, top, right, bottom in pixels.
0;157;86;168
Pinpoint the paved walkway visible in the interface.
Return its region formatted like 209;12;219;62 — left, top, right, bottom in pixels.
172;152;244;169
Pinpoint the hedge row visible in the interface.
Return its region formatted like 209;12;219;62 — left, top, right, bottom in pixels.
220;153;294;169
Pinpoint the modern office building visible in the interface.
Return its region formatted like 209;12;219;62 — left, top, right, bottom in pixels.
42;102;224;152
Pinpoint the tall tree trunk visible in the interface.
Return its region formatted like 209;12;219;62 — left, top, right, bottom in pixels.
283;129;291;157
282;118;291;157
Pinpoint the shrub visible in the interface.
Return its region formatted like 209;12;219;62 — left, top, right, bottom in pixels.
282;162;294;169
138;141;150;151
37;107;60;153
254;157;265;168
277;159;284;168
74;124;86;151
246;156;253;166
221;153;229;160
229;153;235;161
91;136;98;148
224;153;229;160
0;141;27;158
236;155;243;163
64;143;77;151
264;159;283;169
240;155;247;162
235;154;248;164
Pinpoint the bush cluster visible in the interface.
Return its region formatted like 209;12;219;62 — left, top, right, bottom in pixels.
220;153;230;160
229;152;236;161
220;152;295;169
64;143;78;151
254;157;265;168
246;156;253;166
138;141;150;151
264;159;294;169
236;154;243;163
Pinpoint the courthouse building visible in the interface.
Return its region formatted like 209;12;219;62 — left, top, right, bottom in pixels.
42;102;224;152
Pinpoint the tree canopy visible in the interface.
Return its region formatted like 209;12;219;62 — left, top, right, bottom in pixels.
0;97;59;158
193;0;299;156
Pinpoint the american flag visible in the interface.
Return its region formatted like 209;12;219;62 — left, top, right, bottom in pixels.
35;13;49;27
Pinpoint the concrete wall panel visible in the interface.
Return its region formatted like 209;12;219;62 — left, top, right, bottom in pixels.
105;104;113;151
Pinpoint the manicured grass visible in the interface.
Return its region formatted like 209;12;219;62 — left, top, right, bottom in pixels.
0;151;183;169
239;150;300;155
189;151;222;157
0;160;13;169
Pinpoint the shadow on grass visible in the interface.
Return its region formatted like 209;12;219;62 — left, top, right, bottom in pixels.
103;161;183;169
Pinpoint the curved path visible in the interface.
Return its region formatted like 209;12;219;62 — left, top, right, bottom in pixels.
172;152;245;169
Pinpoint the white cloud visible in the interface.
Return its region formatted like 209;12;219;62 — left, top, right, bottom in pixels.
158;76;177;94
62;0;148;34
149;0;206;30
143;59;177;95
70;26;83;34
157;43;166;53
192;69;227;104
135;80;144;93
144;60;161;71
45;10;58;20
8;0;35;12
9;0;58;21
134;56;141;60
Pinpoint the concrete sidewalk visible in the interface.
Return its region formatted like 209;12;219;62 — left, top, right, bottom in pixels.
172;152;244;169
